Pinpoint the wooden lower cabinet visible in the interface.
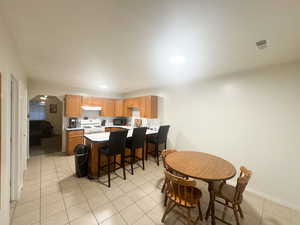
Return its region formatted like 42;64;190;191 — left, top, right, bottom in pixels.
66;130;84;155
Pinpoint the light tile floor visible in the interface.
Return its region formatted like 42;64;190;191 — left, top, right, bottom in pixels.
10;153;299;225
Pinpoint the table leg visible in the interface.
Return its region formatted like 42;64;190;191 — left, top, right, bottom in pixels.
208;182;216;225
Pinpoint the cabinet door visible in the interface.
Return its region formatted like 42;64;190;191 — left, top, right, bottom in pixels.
82;96;93;106
139;97;146;118
65;95;82;117
123;99;132;117
144;96;158;118
93;97;104;107
114;99;124;116
132;97;141;108
67;136;83;155
102;99;115;117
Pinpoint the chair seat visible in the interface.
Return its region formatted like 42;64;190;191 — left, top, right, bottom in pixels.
167;186;202;207
213;181;240;203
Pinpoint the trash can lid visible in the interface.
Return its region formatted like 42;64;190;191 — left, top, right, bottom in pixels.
74;144;89;154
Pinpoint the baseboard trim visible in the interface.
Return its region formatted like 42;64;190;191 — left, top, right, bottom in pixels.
225;180;300;212
246;187;300;212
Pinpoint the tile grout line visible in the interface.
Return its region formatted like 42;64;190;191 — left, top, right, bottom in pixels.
39;155;42;225
67;157;102;225
52;155;71;225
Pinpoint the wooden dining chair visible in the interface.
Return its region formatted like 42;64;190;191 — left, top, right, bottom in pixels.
161;149;178;193
206;166;252;225
162;170;203;225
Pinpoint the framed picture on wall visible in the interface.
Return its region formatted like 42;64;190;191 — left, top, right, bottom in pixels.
49;104;57;113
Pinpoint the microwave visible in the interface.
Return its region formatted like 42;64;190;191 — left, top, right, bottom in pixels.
113;118;127;126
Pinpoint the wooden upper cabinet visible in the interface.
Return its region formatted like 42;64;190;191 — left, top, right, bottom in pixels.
82;96;92;106
140;96;158;118
101;99;115;117
114;99;124;117
93;97;104;107
65;95;82;117
82;96;102;106
65;95;157;118
123;96;157;118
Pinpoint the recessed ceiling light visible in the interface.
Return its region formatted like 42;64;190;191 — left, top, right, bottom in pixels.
169;56;186;64
99;85;108;89
40;96;47;101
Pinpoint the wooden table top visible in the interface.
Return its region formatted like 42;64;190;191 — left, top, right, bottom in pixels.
165;151;236;182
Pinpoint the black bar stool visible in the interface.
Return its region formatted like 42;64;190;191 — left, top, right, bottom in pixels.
146;125;170;166
124;127;147;175
98;129;128;188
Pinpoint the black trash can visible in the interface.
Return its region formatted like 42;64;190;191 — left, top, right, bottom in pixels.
74;144;89;177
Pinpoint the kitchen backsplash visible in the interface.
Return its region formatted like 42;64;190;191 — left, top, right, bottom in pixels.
64;113;159;129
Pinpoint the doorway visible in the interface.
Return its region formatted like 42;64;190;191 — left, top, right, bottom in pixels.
29;95;63;156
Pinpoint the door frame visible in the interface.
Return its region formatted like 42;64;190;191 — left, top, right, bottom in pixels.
10;75;22;200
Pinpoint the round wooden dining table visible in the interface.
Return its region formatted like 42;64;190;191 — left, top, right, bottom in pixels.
165;151;236;225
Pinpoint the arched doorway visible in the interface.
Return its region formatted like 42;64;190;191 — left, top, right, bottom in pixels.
29;95;63;156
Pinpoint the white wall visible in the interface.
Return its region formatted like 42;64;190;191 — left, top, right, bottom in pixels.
0;14;28;225
124;61;300;210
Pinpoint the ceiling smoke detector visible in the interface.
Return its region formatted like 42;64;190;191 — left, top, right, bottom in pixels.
256;40;268;50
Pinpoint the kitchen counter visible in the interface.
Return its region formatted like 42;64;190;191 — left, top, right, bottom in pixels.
65;127;84;131
65;125;131;132
84;128;157;142
84;128;158;178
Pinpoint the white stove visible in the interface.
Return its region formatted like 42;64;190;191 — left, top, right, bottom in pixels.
80;119;105;134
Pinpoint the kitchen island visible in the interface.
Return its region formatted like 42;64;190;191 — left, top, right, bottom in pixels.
84;128;158;178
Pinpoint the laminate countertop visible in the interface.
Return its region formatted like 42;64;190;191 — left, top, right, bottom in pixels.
65;125;132;131
84;128;158;143
65;127;84;131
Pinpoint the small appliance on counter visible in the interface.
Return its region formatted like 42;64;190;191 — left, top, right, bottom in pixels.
113;118;127;126
68;117;79;128
101;120;107;126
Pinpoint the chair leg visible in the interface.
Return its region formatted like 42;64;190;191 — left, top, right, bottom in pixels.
222;200;229;220
161;179;166;193
233;205;240;225
145;140;148;160
164;193;168;206
107;156;111;188
155;144;159;166
130;149;134;175
113;155;116;172
98;152;101;177
238;204;244;218
205;201;211;220
122;153;126;180
142;147;145;170
161;201;175;222
187;208;193;225
164;142;167;150
198;201;203;221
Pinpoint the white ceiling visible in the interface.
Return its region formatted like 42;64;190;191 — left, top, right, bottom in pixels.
1;0;300;94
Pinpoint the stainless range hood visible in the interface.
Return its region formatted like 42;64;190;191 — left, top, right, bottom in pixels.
81;106;102;111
